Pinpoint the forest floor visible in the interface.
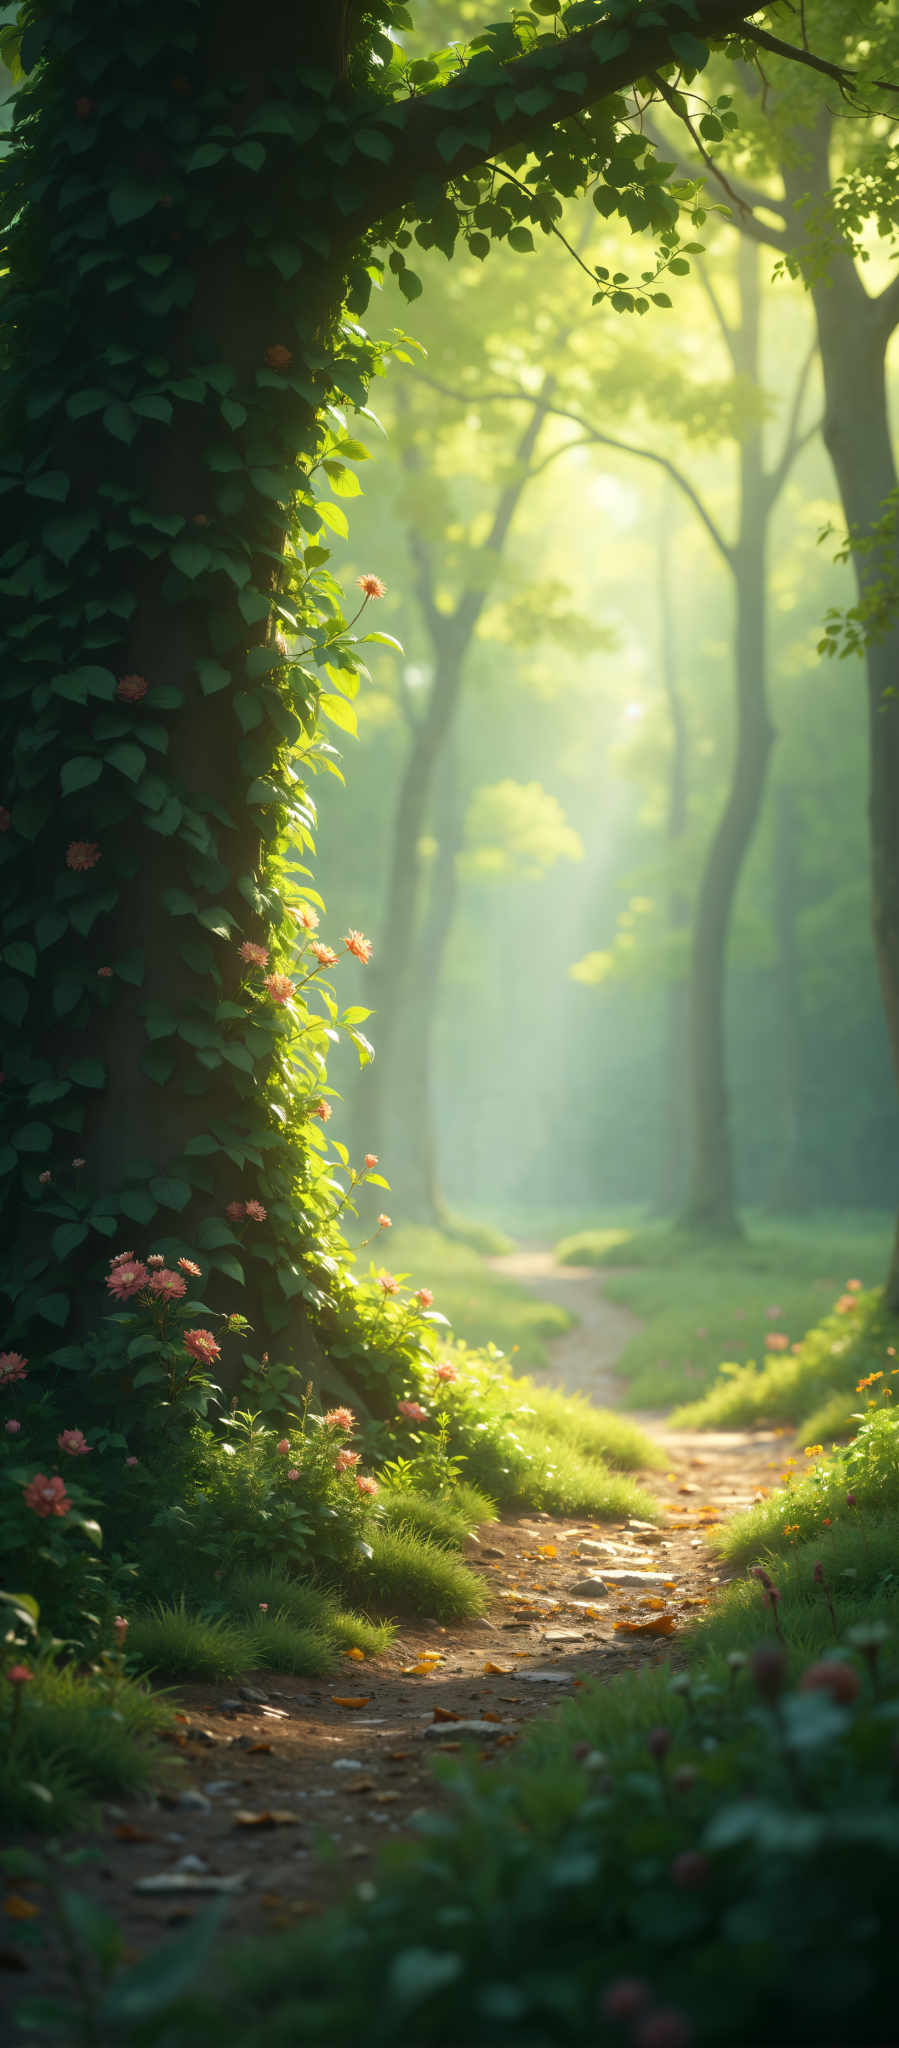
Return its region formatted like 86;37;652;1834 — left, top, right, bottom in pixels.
3;1253;788;2020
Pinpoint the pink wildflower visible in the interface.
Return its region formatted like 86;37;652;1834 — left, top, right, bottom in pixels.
264;971;295;1004
225;1201;246;1222
106;1259;149;1302
244;1199;267;1222
66;841;100;871
415;1288;434;1309
57;1428;92;1458
113;1615;128;1648
356;1474;378;1498
239;940;268;968
335;1449;361;1474
183;1328;220;1365
765;1332;789;1352
378;1214;392;1229
397;1400;428;1423
434;1362;457;1383
6;1664;33;1686
314;1099;332;1122
264;343;292;371
364;1154;378;1169
287;1467;299;1481
38;1171;52;1185
125;1456;139;1467
343;930;372;963
836;1294;858;1314
258;1602;268;1613
110;1251;135;1266
800;1660;861;1706
291;903;319;930
357;574;386;600
177;1258;201;1277
116;673;148;703
377;1272;398;1296
149;1267;187;1301
5;1418;21;1434
846;1278;863;1291
23;1473;72;1519
324;1407;355;1432
310;942;338;969
276;1439;290;1455
146;1253;165;1267
0;1352;28;1387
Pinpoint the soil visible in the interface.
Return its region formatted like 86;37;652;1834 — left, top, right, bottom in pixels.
1;1254;786;2026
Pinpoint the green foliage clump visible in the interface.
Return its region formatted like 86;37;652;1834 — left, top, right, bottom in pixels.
671;1287;895;1433
378;1478;497;1550
127;1600;254;1684
337;1524;488;1624
0;1639;169;1832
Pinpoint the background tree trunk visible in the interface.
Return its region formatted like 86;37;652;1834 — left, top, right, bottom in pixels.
766;782;806;1212
654;491;691;1214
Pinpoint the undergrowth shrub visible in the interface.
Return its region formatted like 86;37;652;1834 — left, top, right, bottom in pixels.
670;1287;896;1432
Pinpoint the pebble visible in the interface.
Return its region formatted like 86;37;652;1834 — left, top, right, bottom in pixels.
515;1670;576;1685
480;1547;506;1559
172;1854;209;1876
331;1759;364;1771
422;1720;509;1740
175;1791;212;1814
135;1872;247;1896
202;1782;233;1797
238;1685;269;1703
567;1577;609;1598
599;1570;673;1590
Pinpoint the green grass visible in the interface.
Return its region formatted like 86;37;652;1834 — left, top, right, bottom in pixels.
226;1568;394;1658
670;1287;898;1434
0;1656;170;1832
379;1479;497;1550
384;1225;574;1370
128;1600;255;1682
519;1378;665;1471
553;1211;893;1411
335;1523;488;1623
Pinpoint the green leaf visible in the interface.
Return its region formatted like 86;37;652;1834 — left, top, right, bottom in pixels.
132;394;173;424
116;948;144;986
25;470;70;502
109;180;157;225
354;128;392;162
209;1252;245;1283
44;513;98;564
37;1292;70;1327
233;140;265;171
103;401;137;445
319;693;357;736
52;1221;89;1259
0;979;27;1027
149;1176;192;1212
220;398;247;430
170;540;213;579
197;659;231;695
68;1058;106;1089
3;941;36;977
52;975;84;1018
507;225;534;253
316;500;348;539
12;1122;53;1153
188;142;227;170
140;1050;176;1087
35;912;69;950
398;268;423;303
119;1187;159;1222
238;589;270;625
60;755;102;795
105;742;146;783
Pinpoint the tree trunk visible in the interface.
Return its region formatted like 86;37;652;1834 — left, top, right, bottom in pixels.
389;737;463;1226
682;238;774;1235
766;783;806;1212
654;490;691;1214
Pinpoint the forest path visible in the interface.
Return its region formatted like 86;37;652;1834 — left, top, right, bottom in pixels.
6;1252;784;2023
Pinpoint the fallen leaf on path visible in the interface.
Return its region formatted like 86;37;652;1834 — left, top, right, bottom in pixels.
639;1598;669;1611
401;1664;440;1677
613;1614;677;1637
482;1661;509;1675
387;1750;409;1760
372;1791;399;1805
432;1706;459;1723
482;1712;503;1723
4;1897;39;1921
247;1742;273;1754
330;1697;372;1710
346;1779;378;1796
233;1810;302;1829
114;1824;158;1844
344;1647;366;1660
537;1544;557;1558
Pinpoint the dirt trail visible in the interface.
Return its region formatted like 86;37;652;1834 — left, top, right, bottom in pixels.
3;1252;783;2018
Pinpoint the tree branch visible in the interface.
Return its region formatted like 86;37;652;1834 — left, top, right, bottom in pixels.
875;268;899;343
743;24;899;100
641;112;790;252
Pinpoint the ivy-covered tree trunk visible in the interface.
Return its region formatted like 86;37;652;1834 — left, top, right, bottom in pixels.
390;738;462;1226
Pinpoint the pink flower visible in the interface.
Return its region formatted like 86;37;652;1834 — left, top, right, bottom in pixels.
801;1660;861;1705
310;942;338;969
106;1259;149;1301
0;1352;28;1387
258;1601;269;1613
264;971;295;1004
66;841;100;871
357;574;386;599
146;1253;164;1267
225;1201;246;1222
434;1362;457;1383
324;1407;355;1432
415;1288;433;1309
0;806;10;832
149;1267;187;1301
177;1258;201;1277
6;1664;33;1686
71;1157;86;1169
239;940;268;968
287;1467;299;1481
38;1171;52;1185
57;1428;92;1457
93;964;109;979
116;673;149;703
836;1293;858;1314
264;343;292;371
397;1400;428;1423
244;1199;267;1222
183;1328;220;1365
766;1305;783;1320
125;1456;139;1467
635;2011;694;2048
291;904;319;930
765;1332;789;1352
110;1251;135;1265
335;1450;361;1475
113;1615;128;1648
276;1438;290;1455
314;1099;332;1122
602;1982;650;2022
364;1154;378;1169
377;1272;398;1296
343;930;372;963
356;1474;378;1497
378;1214;392;1229
5;1418;21;1434
23;1473;72;1519
846;1278;863;1292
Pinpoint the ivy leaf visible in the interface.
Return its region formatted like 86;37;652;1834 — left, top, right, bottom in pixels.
25;471;70;501
233;141;266;172
119;1187;159;1221
319;693;357;736
2;941;36;977
109;181;157;225
12;1122;53;1153
105;742;146;783
44;512;98;563
196;660;231;695
60;756;102;795
37;1292;70;1327
52;1222;89;1259
149;1176;192;1211
68;1058;106;1089
170;540;213;579
103;401;137;445
355;129;393;162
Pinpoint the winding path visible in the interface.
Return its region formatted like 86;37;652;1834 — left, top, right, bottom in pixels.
489;1246;640;1407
